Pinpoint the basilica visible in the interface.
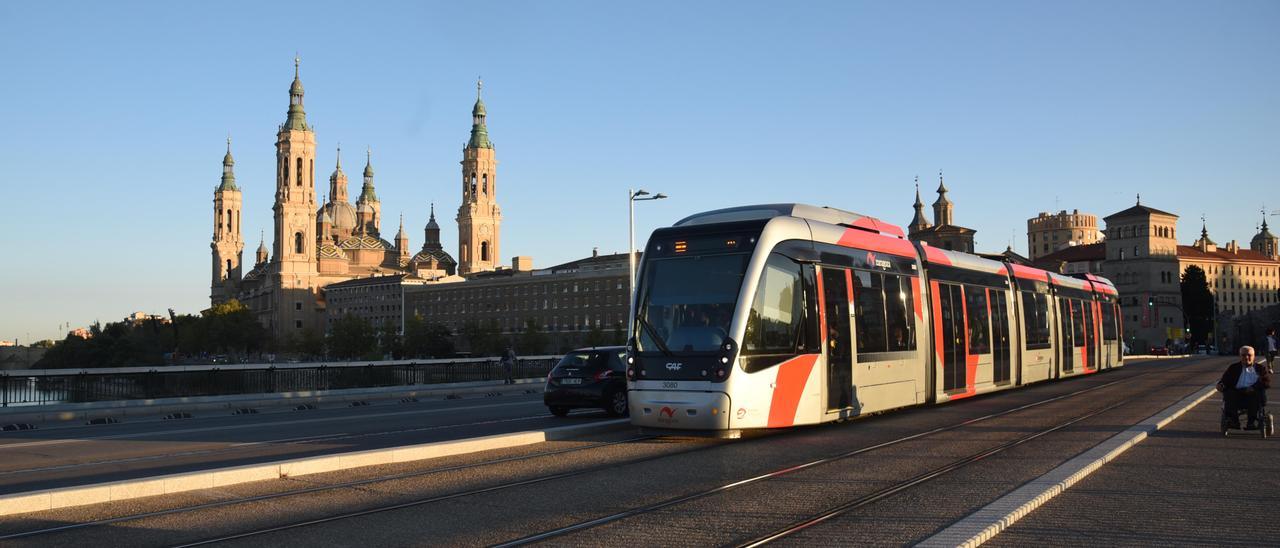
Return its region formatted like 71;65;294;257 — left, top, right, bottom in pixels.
209;59;502;339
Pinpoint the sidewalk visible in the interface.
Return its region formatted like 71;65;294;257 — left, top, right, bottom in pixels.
989;390;1280;546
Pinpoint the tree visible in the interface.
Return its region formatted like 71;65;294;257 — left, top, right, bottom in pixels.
377;320;402;359
203;299;267;358
1181;265;1214;345
293;327;325;360
584;324;608;348
326;315;377;359
516;319;549;355
403;314;456;358
460;319;503;356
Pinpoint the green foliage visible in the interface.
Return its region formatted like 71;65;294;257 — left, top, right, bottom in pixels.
403;314;456;358
292;327;325;360
460;319;504;356
377;320;402;359
584;324;608;347
516;319;548;355
31;339;55;348
325;315;377;359
1181;265;1214;345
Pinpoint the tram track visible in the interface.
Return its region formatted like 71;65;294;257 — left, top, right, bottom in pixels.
0;358;1215;546
0;433;667;542
493;360;1215;547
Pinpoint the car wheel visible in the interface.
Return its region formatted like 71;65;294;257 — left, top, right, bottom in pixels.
549;406;570;417
605;390;629;417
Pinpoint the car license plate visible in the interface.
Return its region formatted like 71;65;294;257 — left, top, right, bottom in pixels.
561;378;583;385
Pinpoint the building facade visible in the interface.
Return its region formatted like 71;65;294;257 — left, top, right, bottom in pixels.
907;173;977;253
1101;200;1182;352
322;274;430;332
404;252;632;352
1027;209;1102;261
1100;201;1280;351
1032;242;1105;275
211;60;499;341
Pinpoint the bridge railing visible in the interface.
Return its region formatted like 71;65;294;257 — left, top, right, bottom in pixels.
0;356;562;407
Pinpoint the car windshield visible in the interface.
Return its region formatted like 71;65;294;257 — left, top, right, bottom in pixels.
634;253;749;353
554;351;611;371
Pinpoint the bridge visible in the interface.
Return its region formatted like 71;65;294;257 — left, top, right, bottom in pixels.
0;355;1274;546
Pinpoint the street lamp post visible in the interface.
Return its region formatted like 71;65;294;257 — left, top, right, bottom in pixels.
628;188;667;327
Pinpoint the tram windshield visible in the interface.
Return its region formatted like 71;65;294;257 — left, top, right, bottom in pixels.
634;253;750;354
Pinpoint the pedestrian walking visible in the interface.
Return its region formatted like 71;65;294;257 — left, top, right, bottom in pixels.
501;346;517;385
1265;328;1278;366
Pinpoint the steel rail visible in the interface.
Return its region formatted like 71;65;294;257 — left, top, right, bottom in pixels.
493;360;1214;547
0;434;657;541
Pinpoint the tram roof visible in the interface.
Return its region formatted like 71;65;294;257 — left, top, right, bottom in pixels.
674;203;905;238
917;244;1007;276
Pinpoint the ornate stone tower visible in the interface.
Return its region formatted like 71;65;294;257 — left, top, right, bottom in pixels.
932;171;954;227
356;147;381;236
272;57;319;335
211;137;244;305
907;177;931;235
456;79;502;275
1251;212;1279;260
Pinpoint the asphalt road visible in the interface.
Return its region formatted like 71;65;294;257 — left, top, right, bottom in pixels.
0;355;1251;547
0;385;619;494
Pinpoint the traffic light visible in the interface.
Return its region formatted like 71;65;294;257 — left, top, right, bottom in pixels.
1147;296;1154;307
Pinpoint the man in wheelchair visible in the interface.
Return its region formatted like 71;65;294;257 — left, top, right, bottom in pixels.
1217;346;1271;430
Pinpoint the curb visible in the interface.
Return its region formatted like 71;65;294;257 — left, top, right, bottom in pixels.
0;378;545;426
917;383;1216;548
0;418;630;517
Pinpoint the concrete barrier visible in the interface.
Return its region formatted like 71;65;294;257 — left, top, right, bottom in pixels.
0;377;545;426
0;418;629;517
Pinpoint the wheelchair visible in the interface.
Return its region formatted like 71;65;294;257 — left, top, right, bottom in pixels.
1220;397;1273;438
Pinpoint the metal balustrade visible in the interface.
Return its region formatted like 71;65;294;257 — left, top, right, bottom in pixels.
0;356;561;407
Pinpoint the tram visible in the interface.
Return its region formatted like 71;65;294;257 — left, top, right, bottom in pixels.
626;204;1122;433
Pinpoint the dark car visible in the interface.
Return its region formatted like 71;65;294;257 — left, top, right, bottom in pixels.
544;346;629;417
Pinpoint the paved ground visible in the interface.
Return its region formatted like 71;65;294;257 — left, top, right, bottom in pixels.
0;383;621;494
0;356;1240;547
992;387;1280;547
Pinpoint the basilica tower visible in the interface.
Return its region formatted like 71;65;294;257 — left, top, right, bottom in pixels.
356;148;382;236
456;79;502;275
211;137;244;305
272;57;319;334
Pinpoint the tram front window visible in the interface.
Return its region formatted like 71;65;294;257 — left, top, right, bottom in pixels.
634;253;749;354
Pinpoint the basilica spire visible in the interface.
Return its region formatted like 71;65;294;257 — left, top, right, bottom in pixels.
908;176;930;234
356;146;381;236
328;145;348;203
358;146;378;202
467;77;493;149
284;55;308;131
219;136;237;191
932;170;953;226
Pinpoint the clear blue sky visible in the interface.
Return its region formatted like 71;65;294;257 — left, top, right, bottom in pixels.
1;1;1276;343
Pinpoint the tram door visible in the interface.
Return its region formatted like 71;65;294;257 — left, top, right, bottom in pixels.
823;268;853;411
1084;300;1097;370
938;284;967;392
991;290;1011;385
1058;298;1074;374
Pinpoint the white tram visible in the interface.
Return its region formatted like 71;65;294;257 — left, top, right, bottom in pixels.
626;204;1122;433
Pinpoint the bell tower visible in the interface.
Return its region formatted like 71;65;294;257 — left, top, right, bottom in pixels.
211;137;244;305
456;78;502;275
272;56;319;335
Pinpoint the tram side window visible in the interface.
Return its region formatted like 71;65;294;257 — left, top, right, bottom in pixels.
1070;299;1085;347
1021;291;1051;349
1100;301;1118;340
743;254;805;371
964;286;991;354
853;270;887;353
883;274;917;351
